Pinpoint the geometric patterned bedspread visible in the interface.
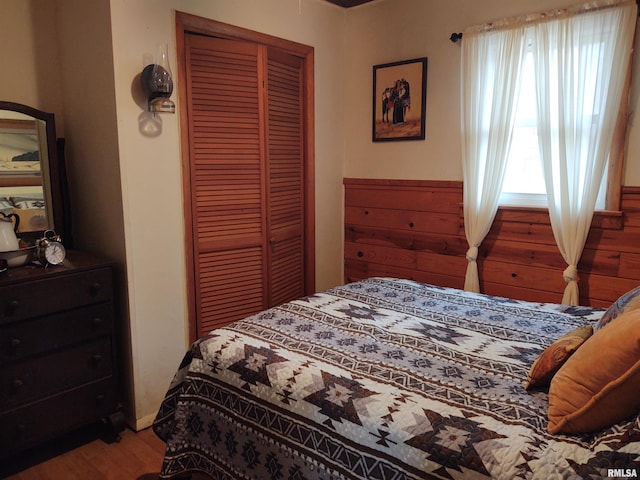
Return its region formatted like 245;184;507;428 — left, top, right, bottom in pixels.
153;278;640;479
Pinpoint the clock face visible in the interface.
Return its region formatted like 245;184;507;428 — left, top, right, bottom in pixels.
44;242;66;265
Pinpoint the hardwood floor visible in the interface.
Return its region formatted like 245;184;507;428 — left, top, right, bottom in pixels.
3;427;166;480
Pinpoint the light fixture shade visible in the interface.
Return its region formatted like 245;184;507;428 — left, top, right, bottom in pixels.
141;64;173;98
140;43;175;114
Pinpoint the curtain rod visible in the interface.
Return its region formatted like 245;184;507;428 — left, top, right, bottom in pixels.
450;0;639;42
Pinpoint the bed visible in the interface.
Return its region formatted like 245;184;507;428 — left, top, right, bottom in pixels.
153;277;640;479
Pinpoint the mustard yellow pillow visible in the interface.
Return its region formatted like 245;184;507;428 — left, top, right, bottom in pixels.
548;309;640;434
525;325;593;390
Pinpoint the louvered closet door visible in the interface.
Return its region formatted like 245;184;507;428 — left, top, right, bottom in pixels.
185;35;268;335
266;49;305;306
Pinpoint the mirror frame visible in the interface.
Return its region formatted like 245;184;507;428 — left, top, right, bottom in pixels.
0;101;66;243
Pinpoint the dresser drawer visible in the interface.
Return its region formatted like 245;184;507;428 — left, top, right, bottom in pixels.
0;267;113;324
0;378;117;457
0;303;113;363
1;337;113;410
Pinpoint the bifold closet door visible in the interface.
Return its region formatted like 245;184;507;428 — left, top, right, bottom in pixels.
184;34;307;337
265;48;305;307
185;35;268;335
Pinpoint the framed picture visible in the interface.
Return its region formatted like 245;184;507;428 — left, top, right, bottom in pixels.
372;57;427;142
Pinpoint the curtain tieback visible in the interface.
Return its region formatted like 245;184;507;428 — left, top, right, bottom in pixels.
563;264;578;283
466;246;478;262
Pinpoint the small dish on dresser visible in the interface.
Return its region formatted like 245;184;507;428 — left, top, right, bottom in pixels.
0;246;36;267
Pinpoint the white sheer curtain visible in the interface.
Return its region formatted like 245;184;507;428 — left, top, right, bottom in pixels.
460;28;525;292
532;1;637;304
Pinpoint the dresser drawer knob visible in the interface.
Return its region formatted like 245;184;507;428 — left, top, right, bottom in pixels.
10;337;21;348
96;394;105;403
92;354;104;366
13;378;23;390
6;299;20;314
91;317;103;327
90;282;103;296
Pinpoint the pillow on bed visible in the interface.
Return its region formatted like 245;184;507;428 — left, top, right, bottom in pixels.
547;308;640;434
595;285;640;330
0;197;13;213
525;325;593;390
10;196;45;210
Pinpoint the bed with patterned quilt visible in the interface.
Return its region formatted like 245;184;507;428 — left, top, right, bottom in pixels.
153;277;640;479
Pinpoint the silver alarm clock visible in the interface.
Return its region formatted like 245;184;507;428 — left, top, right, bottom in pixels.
36;230;66;266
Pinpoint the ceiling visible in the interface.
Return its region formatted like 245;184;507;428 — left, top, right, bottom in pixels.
323;0;375;7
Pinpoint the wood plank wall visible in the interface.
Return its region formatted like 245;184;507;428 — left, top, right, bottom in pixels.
344;178;640;308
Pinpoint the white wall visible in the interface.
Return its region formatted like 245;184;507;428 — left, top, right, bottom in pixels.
108;0;347;428
55;0;133;423
0;0;65;130
343;0;640;187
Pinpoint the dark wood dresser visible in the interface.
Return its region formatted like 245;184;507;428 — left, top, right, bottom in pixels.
0;251;123;458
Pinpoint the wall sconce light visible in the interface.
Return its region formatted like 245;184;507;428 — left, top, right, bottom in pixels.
140;43;175;114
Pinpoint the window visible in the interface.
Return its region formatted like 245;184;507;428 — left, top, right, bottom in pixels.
500;46;547;207
500;35;612;210
460;0;635;301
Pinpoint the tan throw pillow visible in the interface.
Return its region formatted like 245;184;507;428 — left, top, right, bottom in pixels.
548;309;640;434
525;325;593;390
595;285;640;330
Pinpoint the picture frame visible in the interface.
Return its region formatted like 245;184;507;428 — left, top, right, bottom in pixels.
372;57;427;142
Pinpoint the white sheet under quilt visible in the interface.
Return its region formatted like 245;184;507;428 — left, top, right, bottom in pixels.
153;277;640;479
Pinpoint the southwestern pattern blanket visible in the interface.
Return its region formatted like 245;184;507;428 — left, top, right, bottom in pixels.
153;278;640;479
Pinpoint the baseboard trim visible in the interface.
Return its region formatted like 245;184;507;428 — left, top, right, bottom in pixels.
133;411;158;432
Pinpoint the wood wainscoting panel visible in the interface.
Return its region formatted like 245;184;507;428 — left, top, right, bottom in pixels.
344;179;465;290
344;179;640;308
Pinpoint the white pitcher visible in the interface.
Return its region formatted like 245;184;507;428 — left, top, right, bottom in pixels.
0;212;20;252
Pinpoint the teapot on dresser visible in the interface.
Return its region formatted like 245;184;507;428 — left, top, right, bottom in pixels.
0;212;20;252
